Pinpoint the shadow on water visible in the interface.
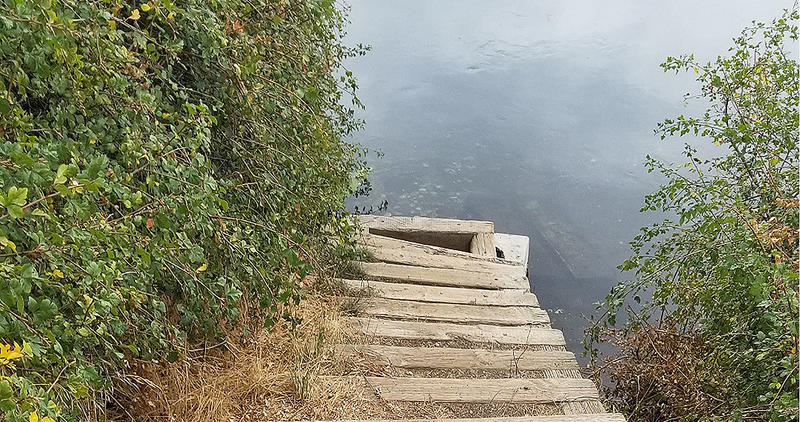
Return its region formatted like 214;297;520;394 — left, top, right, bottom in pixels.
463;195;621;367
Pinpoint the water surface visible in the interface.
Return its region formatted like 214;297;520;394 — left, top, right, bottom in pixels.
344;0;785;362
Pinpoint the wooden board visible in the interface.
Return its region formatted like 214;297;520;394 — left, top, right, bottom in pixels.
359;215;494;235
339;344;579;371
340;279;539;307
362;234;524;274
362;377;599;402
336;415;626;422
494;233;530;267
470;232;496;257
349;317;565;346
358;216;493;252
356;262;529;290
358;297;550;326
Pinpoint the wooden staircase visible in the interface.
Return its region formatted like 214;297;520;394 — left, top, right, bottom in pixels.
333;215;624;421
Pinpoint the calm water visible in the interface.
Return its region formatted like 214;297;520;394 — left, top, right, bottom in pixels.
344;1;785;362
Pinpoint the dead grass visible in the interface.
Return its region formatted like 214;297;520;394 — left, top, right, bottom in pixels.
591;325;731;421
109;294;390;422
105;241;396;422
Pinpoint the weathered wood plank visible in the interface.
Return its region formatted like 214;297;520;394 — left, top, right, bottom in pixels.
335;415;626;422
356;262;529;290
358;297;549;326
358;215;494;235
362;377;599;402
362;234;524;274
340;279;539;307
339;344;579;371
349;317;565;346
470;232;496;257
494;233;530;268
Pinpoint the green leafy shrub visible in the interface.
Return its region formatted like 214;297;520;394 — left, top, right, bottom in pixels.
587;9;799;421
0;0;366;420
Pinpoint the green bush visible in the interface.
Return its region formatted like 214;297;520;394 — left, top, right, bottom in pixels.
587;9;799;421
0;0;366;420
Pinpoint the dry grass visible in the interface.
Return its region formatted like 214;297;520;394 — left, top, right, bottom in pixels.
592;325;730;421
106;242;396;422
109;293;390;422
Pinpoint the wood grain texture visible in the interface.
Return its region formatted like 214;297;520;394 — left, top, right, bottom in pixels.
470;232;496;257
356;262;529;290
362;234;524;274
339;344;579;371
358;215;494;234
335;415;626;422
358;297;549;326
341;279;539;307
363;377;599;402
494;233;530;267
349;317;565;346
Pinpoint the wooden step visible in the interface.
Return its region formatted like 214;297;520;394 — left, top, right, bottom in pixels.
358;215;494;254
349;317;565;346
359;215;495;235
339;344;580;371
337;415;626;422
362;377;599;402
356;262;529;290
358;297;550;326
341;279;539;307
362;234;524;273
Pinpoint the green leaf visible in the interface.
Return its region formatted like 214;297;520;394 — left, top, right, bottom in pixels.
6;186;27;206
54;164;70;185
154;212;171;229
21;341;33;357
7;204;24;219
29;297;58;322
0;379;14;411
0;97;11;115
0;236;16;253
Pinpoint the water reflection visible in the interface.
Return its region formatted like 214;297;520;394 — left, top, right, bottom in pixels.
344;0;786;363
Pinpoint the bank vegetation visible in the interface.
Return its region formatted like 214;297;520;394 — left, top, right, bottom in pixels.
0;0;369;420
588;8;799;422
